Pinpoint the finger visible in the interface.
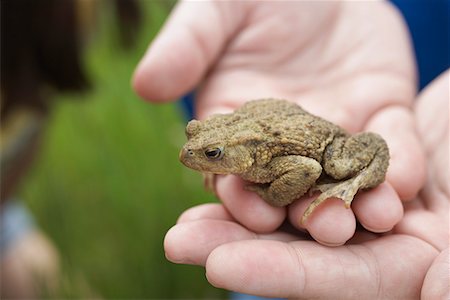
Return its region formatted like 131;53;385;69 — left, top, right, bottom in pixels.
421;248;450;300
414;70;449;212
132;1;245;102
164;220;255;266
177;203;234;223
165;218;309;266
288;195;356;246
215;175;286;233
365;105;426;201
205;236;438;299
351;182;403;232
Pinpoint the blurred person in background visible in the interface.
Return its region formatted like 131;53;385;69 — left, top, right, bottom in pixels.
0;0;140;298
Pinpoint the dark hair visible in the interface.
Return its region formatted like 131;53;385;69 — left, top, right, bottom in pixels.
1;0;141;119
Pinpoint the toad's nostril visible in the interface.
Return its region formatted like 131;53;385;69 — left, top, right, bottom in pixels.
187;149;194;156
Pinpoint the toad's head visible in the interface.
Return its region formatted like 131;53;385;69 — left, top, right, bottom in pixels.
179;117;259;175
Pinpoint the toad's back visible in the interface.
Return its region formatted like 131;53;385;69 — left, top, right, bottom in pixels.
234;99;347;162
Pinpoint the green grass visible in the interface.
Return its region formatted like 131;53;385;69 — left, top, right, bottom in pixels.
19;1;224;298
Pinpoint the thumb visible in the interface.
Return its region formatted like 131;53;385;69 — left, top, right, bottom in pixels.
132;1;245;102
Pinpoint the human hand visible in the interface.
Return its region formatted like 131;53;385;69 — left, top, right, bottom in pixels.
133;1;425;244
164;70;449;299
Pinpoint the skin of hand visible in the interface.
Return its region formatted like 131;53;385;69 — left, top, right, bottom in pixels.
163;70;449;299
133;1;426;244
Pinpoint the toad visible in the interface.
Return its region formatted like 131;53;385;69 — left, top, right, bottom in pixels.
179;99;389;224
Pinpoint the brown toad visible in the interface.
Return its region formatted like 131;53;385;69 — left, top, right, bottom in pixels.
179;99;389;223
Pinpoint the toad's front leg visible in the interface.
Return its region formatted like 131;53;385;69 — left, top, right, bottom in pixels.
245;156;322;207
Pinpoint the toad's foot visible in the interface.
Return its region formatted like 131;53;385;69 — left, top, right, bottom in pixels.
308;182;341;196
301;177;360;224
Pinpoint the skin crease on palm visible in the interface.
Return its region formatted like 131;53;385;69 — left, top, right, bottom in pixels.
133;1;448;298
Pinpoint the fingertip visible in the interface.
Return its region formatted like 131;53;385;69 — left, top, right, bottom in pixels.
164;220;256;266
216;175;286;233
306;199;356;246
131;70;145;100
352;183;403;232
131;17;200;102
132;42;172;102
132;63;167;102
164;224;193;264
164;222;215;265
133;1;238;103
289;197;356;246
132;34;201;102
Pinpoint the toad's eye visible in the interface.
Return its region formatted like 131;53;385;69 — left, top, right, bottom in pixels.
204;147;224;160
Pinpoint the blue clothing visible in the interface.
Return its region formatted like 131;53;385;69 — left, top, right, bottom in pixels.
391;0;449;90
0;200;35;258
230;292;284;300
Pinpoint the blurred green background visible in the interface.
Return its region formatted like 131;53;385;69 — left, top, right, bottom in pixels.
18;1;223;298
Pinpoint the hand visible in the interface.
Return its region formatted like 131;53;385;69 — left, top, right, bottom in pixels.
164;70;449;299
133;1;425;244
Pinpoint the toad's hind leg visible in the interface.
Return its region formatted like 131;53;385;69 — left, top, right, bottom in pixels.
302;176;360;224
301;133;389;224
